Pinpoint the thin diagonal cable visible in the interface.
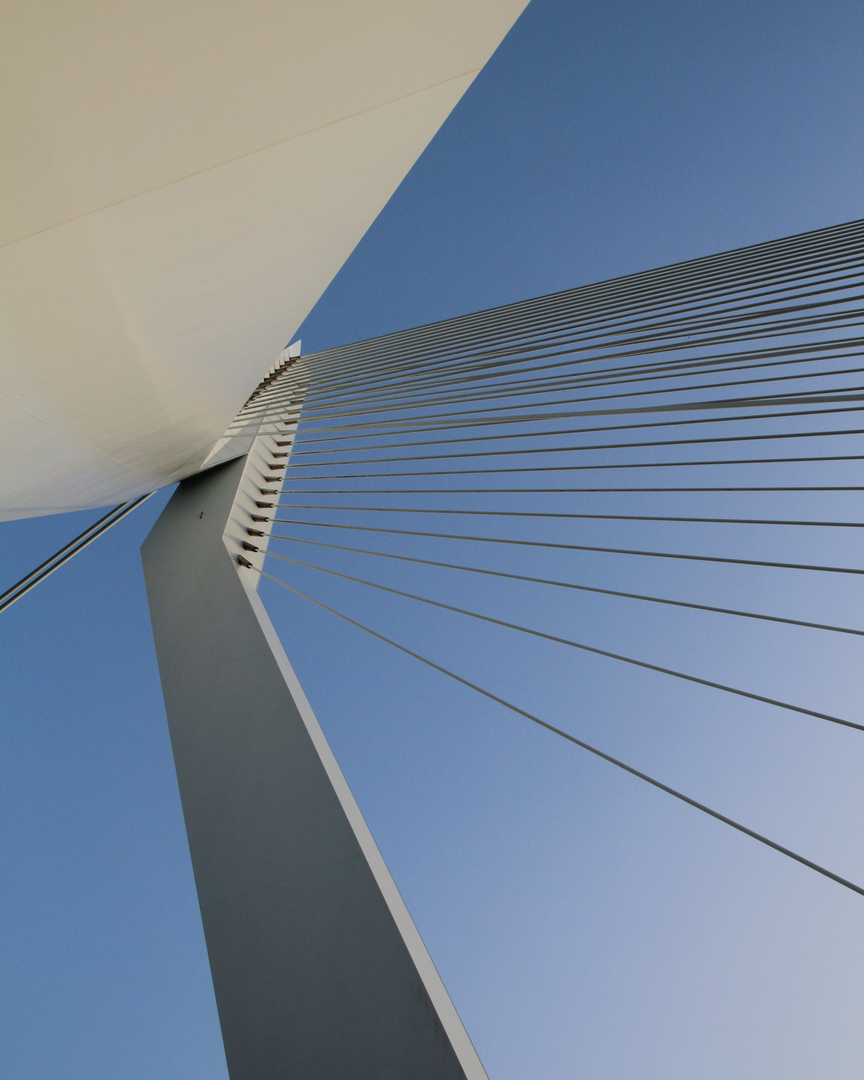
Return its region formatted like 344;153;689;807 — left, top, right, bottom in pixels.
270;517;864;576
251;565;864;899
297;221;864;375
289;277;864;397
287;401;864;460
256;304;864;415
257;552;863;731
251;339;864;425
264;531;864;638
268;323;864;399
279;484;864;494
255;317;864;420
283;422;864;471
282;307;864;398
237;341;864;430
271;502;864;530
296;235;864;383
294;386;864;441
290;363;864;430
273;450;864;480
280;304;864;409
271;360;864;442
0;493;154;615
287;259;864;399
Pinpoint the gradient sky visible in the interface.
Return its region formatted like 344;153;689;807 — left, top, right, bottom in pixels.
3;2;864;1077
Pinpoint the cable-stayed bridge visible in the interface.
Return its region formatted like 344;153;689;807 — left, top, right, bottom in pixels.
9;216;862;1076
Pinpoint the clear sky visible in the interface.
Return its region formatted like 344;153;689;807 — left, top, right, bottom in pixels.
2;2;864;1077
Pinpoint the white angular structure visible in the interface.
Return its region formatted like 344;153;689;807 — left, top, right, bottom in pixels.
1;4;529;1075
0;0;527;518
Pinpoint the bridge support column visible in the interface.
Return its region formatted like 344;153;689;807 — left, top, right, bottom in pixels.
141;454;485;1080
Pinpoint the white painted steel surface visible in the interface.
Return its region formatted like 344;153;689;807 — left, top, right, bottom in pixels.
0;0;527;519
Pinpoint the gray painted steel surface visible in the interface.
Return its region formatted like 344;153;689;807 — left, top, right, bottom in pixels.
141;458;485;1080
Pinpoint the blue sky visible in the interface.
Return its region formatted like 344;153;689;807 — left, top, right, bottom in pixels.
3;2;864;1077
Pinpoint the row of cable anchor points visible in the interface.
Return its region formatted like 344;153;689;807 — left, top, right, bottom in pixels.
236;428;299;552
